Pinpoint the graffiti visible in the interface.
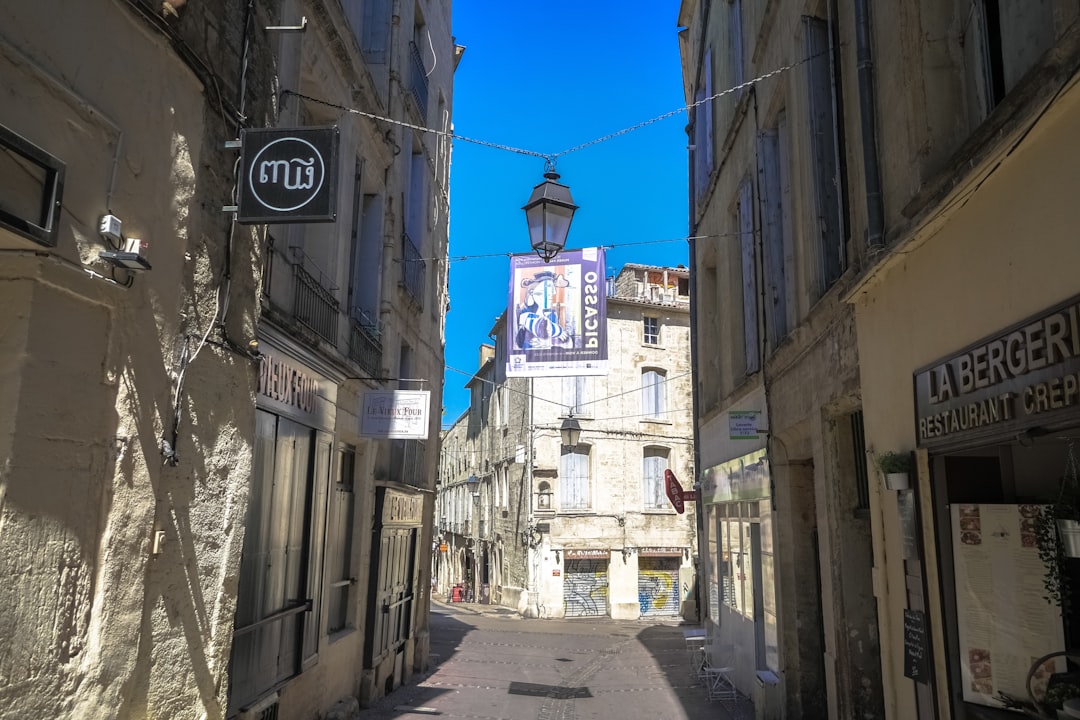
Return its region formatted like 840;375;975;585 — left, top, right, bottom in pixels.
638;561;679;616
564;560;608;617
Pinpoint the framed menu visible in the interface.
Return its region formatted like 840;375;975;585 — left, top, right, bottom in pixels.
951;504;1066;706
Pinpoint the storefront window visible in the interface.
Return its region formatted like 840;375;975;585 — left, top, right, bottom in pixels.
708;506;720;620
717;510;751;619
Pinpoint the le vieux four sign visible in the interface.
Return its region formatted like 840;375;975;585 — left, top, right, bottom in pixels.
915;295;1080;447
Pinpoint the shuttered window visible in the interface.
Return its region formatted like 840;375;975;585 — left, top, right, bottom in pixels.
642;369;667;419
560;445;591;510
643;447;669;510
738;181;759;374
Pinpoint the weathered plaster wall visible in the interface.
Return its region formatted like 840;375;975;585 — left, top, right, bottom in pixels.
0;1;260;718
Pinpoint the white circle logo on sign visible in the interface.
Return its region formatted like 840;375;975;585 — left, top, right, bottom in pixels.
248;137;326;212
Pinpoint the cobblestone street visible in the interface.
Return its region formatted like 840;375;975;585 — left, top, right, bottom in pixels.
361;596;753;720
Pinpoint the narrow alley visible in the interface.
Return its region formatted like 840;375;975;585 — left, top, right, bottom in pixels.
361;595;754;720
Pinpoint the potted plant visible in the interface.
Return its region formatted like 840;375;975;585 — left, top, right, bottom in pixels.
1042;680;1080;719
1035;446;1080;608
876;451;912;491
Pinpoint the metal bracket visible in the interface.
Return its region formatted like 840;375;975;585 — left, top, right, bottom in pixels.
266;16;307;32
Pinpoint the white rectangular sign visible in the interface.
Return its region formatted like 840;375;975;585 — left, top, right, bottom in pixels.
729;410;760;440
360;390;430;439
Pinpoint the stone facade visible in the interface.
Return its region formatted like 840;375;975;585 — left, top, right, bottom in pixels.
0;1;456;718
679;0;880;716
680;0;1080;719
437;264;697;622
847;6;1080;720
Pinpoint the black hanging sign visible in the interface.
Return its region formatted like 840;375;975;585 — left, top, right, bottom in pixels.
903;608;930;684
237;126;339;223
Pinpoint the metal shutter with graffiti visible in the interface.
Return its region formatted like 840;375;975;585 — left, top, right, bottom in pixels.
638;557;679;616
563;559;609;617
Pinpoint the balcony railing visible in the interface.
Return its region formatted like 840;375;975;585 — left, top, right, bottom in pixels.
409;41;429;119
293;262;339;344
262;240;382;376
401;232;426;307
348;309;382;376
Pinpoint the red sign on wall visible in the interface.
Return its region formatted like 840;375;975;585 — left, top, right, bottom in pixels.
665;469;697;514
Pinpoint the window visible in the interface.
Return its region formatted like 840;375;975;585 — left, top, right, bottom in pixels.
729;0;744;96
966;0;1055;118
643;447;670;510
562;375;591;416
850;410;870;511
643;316;660;345
737;179;759;374
693;47;714;199
537;480;552;510
719;513;755;620
560;445;591;510
804;16;847;295
758;114;793;347
409;15;430;119
328;446;356;634
642;369;667;420
0;123;64;248
358;0;391;63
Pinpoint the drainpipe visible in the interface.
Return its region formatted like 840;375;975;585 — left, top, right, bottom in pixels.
854;0;885;250
686;121;705;624
525;379;541;618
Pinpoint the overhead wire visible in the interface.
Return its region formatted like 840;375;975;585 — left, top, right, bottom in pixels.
282;45;827;169
441;365;692;427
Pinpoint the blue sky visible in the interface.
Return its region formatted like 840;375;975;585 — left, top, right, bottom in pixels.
443;1;689;425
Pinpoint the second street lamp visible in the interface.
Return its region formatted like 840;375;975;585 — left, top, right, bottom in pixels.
523;167;578;263
560;414;582;449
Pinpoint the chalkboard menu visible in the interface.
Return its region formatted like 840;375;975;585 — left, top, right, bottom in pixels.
904;608;929;684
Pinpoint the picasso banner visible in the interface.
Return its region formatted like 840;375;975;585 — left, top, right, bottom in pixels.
506;248;608;377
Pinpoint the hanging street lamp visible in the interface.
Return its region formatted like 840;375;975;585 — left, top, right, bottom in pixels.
559;414;582;449
523;165;578;263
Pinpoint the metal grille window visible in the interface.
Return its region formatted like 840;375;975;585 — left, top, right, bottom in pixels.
643;316;660;345
347;313;382;377
642;368;667;419
408;40;429;118
401;231;426;307
560;444;591;510
292;261;339;344
643;447;669;510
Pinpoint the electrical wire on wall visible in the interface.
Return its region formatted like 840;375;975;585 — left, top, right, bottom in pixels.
161;0;259;466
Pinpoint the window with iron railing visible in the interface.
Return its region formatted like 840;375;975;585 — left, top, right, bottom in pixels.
401;232;426;307
408;41;429;119
348;309;382;377
293;261;340;345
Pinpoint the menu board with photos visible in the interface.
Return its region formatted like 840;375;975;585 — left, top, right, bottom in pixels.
951;504;1066;706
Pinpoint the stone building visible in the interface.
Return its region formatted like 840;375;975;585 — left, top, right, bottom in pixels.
0;1;456;718
845;5;1080;720
678;0;880;716
680;0;1080;719
437;263;697;621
